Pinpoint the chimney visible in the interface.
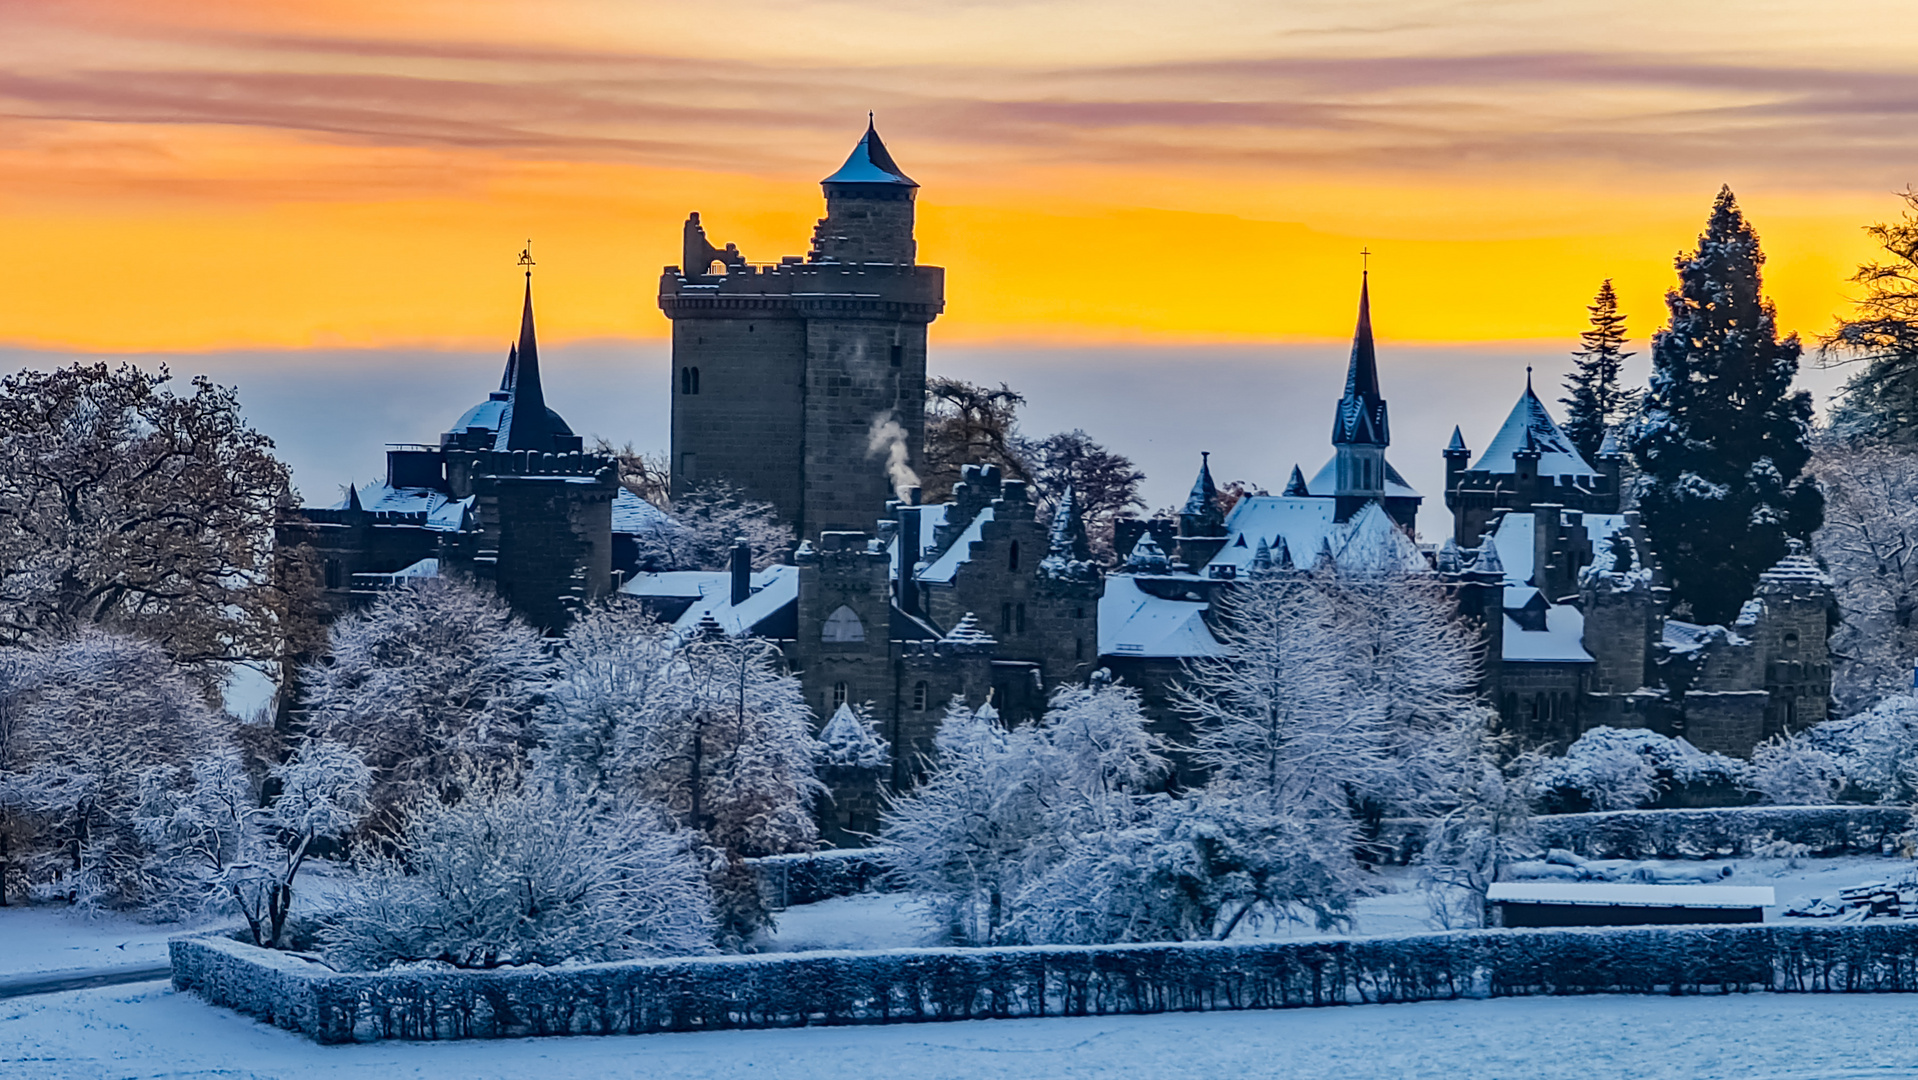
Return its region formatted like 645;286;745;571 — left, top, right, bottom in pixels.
896;504;921;617
730;536;752;607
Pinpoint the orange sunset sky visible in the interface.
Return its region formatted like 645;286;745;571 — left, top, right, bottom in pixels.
4;0;1915;354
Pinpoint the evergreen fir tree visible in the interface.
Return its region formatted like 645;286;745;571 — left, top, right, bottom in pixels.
1824;189;1918;445
1560;279;1635;462
1629;186;1822;624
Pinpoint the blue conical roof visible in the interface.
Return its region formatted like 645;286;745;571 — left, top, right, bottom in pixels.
822;120;918;187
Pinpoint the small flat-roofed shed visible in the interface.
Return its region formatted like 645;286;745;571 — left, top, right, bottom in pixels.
1486;883;1775;928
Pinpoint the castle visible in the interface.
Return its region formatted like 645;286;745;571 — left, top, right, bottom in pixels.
283;122;1834;839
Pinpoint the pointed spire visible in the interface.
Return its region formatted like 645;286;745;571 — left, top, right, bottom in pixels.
1314;535;1337;572
496;273;550;452
1274;534;1294;570
1125;533;1172;573
499;344;518;394
344;483;363;514
1048;484;1092;562
1252;537;1273;572
1597;425;1624;459
1283;464;1309;497
1476;539;1505;576
1331;272;1390;448
1446;425;1467;453
1181;452;1224;536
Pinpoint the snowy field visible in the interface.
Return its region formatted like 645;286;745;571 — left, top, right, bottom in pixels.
759;854;1918;951
5;981;1915;1079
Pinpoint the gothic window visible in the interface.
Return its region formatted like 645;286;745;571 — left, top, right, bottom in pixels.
1008;540;1020;572
890;343;904;368
1783;631;1800;654
833;682;848;709
913;681;929;711
822;605;865;643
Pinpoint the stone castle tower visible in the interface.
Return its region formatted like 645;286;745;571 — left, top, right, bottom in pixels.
659;121;945;537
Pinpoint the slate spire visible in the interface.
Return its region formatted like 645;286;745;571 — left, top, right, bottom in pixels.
1331;272;1390;448
1283;464;1309;497
1048;484;1092;562
495;273;554;453
1180;451;1225;536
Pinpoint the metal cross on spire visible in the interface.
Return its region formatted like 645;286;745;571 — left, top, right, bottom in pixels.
1360;246;1371;272
517;240;535;278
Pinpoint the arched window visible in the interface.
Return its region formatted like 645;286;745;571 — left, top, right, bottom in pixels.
833;682;848;709
822;605;865;643
913;681;929;711
1008;540;1020;572
1783;631;1800;654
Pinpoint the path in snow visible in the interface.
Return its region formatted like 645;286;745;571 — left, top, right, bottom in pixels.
3;980;1914;1079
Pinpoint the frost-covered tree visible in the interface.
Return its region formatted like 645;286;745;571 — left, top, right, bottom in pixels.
0;363;319;676
1561;279;1637;463
884;682;1178;945
533;610;820;945
1824;190;1918;446
1173;569;1488;935
629;480;792;572
1;630;222;908
1419;746;1542;929
299;577;550;834
137;741;372;941
1764;695;1918;804
321;773;713;971
1810;442;1918;713
1629;186;1823;624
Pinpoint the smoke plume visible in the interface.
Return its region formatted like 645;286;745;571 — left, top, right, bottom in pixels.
866;413;920;500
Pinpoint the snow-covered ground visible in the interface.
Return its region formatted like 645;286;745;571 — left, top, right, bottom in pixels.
0;906;203;979
759;854;1918;951
5;981;1915;1079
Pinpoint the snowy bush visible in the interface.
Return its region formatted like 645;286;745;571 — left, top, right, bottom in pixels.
321;774;713;971
300;577;551;834
1418;749;1544;929
1744;735;1842;806
1534;726;1745;811
817;702;891;770
1792;695;1918;804
535;606;821;946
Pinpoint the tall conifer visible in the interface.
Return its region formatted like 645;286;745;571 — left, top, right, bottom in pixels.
1560;279;1634;462
1629;186;1822;624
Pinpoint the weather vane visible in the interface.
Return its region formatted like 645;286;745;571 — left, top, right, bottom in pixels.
518;240;535;278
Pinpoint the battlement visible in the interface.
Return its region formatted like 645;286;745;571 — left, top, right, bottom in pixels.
658;261;944;322
453;449;618;481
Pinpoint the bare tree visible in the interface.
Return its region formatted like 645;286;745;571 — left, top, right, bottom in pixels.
629;481;792;572
1017;430;1146;561
591;438;672;506
1823;189;1918;446
0;363;320;680
922;377;1030;503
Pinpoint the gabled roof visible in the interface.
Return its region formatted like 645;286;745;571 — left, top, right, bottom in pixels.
1502;606;1595;663
1330;501;1426;576
611;488;675;535
1470;377;1598;479
1099;575;1222;658
821;120;918;187
621;565;800;639
1206;495;1339;573
918;507;992;584
1306;456;1420;500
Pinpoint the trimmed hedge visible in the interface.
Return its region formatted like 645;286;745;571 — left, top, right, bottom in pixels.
749;850;891;909
174;922;1918;1045
1372;805;1914;865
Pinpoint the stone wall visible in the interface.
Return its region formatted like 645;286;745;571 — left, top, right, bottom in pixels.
668;314;808;527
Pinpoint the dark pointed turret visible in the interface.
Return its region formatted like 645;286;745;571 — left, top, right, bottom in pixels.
1332;272;1390;448
1283;464;1309;497
344;483;363;515
821;117;918;190
1048;484;1092;563
493;271;582;454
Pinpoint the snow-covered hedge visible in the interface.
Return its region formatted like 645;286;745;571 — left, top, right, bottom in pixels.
750;849;891;908
1531;806;1913;860
174;922;1918;1044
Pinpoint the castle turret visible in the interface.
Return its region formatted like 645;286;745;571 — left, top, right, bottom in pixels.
1331;273;1389;522
661;120;943;538
1175;452;1229;568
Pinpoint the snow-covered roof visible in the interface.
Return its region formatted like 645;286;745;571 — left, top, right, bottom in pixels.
1502;609;1594;664
918;507;992;584
390;558;438;579
1305;456;1420;499
612;488;675;535
1484;511;1628;587
426;496;469;532
655;565;799;639
1486;883;1775;909
1208;496;1338;573
1470;384;1599;479
1663;620;1748;653
820;123;918;187
619;570;728;600
1330;501;1426;576
335;482;450;517
452;392;509;434
1099;575;1222;658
